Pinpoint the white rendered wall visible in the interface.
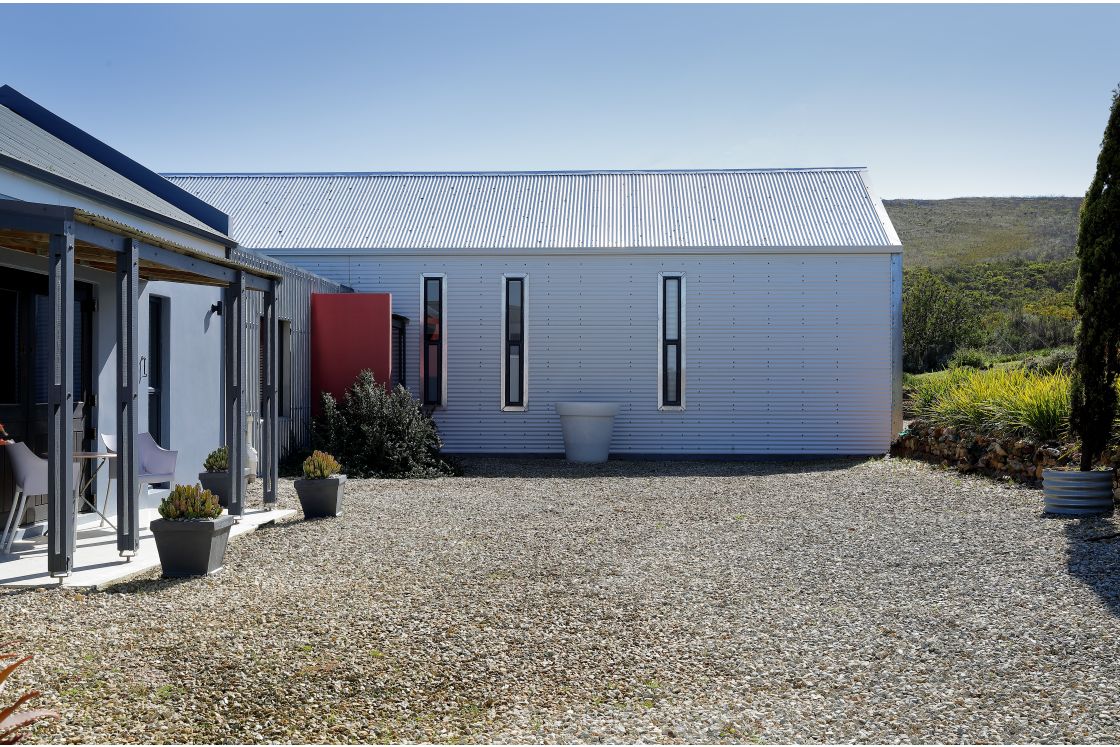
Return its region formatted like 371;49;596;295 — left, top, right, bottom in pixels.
278;251;895;455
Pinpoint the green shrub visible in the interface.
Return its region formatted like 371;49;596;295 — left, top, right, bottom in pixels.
902;268;978;373
947;348;992;370
202;446;228;473
915;367;1072;442
983;307;1077;355
1021;347;1075;374
158;484;222;520
302;450;341;480
312;370;456;478
908;367;977;418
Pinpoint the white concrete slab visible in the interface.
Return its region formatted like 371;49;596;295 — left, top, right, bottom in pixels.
0;508;294;589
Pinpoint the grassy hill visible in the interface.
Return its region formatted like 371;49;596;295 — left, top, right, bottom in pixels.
884;197;1081;268
886;197;1084;367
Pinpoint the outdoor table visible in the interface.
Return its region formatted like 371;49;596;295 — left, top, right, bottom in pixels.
73;451;116;530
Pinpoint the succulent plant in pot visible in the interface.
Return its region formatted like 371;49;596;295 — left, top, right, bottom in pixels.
150;484;233;577
198;446;247;509
294;451;346;519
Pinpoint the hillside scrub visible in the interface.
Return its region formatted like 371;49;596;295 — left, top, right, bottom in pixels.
901;259;1077;368
884;197;1080;268
890;198;1082;370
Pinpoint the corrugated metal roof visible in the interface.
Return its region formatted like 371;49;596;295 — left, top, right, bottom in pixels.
167;169;901;251
0;104;230;240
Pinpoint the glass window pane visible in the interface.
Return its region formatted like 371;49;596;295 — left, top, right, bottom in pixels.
33;294;48;403
507;279;522;343
0;290;18;403
507;346;521;405
73;300;84;399
425;278;441;340
665;343;679;404
426;345;439;403
664;278;679;340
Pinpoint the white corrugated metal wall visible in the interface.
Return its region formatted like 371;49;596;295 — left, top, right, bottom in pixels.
278;250;895;455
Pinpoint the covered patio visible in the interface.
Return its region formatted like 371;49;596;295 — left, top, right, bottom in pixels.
0;199;286;583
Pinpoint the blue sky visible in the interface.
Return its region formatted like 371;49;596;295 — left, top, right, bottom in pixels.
1;3;1117;198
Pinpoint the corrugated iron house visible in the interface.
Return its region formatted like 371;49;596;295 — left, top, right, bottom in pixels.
170;170;903;456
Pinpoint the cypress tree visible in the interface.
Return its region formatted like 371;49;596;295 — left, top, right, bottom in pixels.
1070;86;1120;471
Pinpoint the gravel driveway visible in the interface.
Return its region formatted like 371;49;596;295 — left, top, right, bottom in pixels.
4;456;1120;744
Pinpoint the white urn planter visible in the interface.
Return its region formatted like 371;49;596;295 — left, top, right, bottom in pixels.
555;402;620;463
1042;469;1115;515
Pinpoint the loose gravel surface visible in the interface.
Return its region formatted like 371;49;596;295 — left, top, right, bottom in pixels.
4;456;1120;744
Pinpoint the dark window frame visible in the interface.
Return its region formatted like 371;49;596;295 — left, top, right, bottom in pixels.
503;276;526;409
278;319;292;417
392;315;408;389
148;295;169;446
422;276;444;406
661;275;683;408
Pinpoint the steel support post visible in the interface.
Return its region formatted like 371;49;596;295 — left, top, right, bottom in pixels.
116;239;140;555
224;271;245;516
47;226;75;577
262;281;279;505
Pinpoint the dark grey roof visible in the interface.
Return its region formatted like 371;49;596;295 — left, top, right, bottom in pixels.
0;85;232;244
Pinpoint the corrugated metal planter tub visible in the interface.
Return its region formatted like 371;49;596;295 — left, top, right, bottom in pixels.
295;475;346;518
556;402;620;463
1042;469;1115;515
150;515;235;577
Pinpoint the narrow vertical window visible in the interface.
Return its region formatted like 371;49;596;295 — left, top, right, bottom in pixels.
392;315;407;389
503;276;526;409
422;276;444;406
279;320;292;417
148;296;168;444
660;275;684;408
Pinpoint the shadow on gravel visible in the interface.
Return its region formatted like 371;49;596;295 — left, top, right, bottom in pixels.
102;574;198;595
457;455;870;479
1064;517;1120;617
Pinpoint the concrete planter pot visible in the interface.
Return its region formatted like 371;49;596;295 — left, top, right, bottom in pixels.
295;475;346;518
197;471;251;508
555;402;620;463
1042;469;1115;515
150;515;235;577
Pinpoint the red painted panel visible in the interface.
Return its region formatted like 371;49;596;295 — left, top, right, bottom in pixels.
310;293;392;413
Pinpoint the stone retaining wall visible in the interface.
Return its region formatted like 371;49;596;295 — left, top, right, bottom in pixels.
891;419;1120;485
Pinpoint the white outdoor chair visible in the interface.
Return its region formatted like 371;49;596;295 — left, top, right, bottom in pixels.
1;442;81;555
101;433;178;494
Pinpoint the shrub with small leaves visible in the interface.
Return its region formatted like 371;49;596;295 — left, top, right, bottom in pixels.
313;369;457;478
0;641;57;744
202;446;229;473
158;484;221;521
948;347;992;370
302;450;341;480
